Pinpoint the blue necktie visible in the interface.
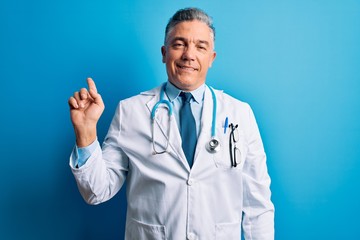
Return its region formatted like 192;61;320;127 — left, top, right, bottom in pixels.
180;92;197;167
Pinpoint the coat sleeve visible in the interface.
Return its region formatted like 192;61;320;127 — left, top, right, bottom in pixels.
242;105;275;240
69;103;129;205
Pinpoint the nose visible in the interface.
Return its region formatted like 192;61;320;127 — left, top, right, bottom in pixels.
181;45;196;61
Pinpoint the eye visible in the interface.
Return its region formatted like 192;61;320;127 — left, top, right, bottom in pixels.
197;45;207;51
172;42;185;49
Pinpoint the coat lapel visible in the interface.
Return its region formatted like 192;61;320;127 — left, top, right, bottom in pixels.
145;87;189;170
192;86;225;171
192;87;212;167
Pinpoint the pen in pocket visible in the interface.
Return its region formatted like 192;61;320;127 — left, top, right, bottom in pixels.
224;117;228;134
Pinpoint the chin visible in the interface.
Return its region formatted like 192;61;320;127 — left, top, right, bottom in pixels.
172;79;197;91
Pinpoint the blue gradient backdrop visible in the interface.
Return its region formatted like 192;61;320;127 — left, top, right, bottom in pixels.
1;0;359;239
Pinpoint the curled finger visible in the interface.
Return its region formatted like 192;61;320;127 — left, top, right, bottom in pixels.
68;96;79;109
73;91;85;108
80;88;89;100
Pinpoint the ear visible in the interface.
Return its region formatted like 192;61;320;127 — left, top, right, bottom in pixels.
208;51;217;68
161;46;166;63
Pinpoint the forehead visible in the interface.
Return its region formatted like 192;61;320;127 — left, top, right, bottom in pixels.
167;20;214;44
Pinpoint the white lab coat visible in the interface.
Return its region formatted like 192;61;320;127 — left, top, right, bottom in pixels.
70;85;274;240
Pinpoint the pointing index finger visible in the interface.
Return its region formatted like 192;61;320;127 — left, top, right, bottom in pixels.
86;77;104;107
87;77;98;94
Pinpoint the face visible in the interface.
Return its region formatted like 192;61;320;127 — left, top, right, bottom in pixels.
161;20;216;91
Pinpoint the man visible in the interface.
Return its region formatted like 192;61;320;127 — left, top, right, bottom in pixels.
68;8;274;240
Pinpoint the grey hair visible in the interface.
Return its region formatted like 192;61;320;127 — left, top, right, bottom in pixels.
164;7;215;45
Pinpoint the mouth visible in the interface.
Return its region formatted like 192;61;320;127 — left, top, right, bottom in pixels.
176;63;198;72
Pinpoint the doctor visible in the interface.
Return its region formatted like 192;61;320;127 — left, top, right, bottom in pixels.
68;8;274;240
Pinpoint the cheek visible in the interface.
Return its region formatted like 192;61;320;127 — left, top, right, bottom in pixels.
164;55;175;65
200;59;212;70
207;56;215;68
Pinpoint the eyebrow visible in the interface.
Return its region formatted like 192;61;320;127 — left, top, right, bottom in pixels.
170;37;210;46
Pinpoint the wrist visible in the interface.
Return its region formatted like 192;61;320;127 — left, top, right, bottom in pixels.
74;125;97;147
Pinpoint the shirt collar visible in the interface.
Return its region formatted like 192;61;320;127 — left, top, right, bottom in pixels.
165;81;205;104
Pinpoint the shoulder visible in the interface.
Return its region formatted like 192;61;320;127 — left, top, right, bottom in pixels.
211;86;251;111
118;85;161;105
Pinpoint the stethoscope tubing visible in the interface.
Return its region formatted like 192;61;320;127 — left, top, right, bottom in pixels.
152;83;217;136
151;82;219;154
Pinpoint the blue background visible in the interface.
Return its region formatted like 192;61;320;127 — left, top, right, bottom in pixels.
1;0;359;239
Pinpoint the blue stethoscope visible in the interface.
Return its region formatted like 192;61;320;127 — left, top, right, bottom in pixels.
151;83;221;155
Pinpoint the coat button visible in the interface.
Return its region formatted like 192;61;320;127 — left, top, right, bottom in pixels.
187;179;194;186
187;233;196;240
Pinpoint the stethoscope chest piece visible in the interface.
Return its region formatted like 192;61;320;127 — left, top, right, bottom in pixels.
206;137;221;153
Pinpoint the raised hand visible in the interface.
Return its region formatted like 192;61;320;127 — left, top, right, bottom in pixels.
68;78;105;147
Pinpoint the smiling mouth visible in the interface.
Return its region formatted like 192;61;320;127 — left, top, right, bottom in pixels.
177;64;198;71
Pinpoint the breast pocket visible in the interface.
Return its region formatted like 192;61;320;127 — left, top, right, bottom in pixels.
212;127;246;170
